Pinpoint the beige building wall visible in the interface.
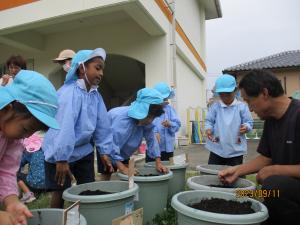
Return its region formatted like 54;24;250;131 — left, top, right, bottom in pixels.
234;68;300;119
0;0;220;136
235;68;300;97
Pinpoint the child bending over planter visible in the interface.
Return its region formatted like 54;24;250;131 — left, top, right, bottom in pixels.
205;74;253;166
42;48;114;208
98;88;168;178
0;70;59;225
146;82;181;162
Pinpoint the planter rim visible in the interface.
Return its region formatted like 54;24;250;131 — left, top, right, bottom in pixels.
118;170;173;182
145;161;189;170
187;175;256;192
30;208;87;224
63;181;139;203
196;164;230;174
171;190;268;224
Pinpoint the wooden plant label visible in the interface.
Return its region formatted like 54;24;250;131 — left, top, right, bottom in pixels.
112;208;143;225
128;158;135;189
63;200;80;225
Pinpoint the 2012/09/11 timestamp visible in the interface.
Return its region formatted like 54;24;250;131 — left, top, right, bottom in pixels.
235;189;280;198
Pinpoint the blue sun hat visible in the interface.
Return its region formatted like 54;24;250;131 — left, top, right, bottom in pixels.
153;82;175;99
64;48;106;84
0;70;59;129
215;74;237;93
128;88;163;119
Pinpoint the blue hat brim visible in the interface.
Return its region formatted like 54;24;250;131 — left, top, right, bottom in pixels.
0;87;14;110
0;87;59;129
27;106;60;130
215;87;236;93
128;101;150;120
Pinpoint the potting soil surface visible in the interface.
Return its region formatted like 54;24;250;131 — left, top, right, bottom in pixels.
189;198;255;214
136;173;160;177
208;184;234;188
79;190;114;195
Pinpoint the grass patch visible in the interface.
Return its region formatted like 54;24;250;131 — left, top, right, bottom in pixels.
246;174;258;185
147;200;177;225
27;193;51;210
27;193;73;210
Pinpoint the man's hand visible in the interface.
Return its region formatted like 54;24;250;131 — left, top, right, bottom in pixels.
162;120;171;128
100;154;114;173
1;74;11;86
4;195;32;225
55;161;73;186
239;124;248;134
256;165;278;184
218;166;239;185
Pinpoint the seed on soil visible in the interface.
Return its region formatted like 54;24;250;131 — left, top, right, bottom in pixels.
188;198;255;214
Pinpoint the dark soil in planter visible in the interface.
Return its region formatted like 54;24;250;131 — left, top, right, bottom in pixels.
208;184;234;188
136;173;160;177
79;190;114;196
189;198;255;214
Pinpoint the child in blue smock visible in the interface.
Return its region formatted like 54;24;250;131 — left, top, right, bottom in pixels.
42;48;113;208
205;74;253;166
146;82;181;162
99;88;168;176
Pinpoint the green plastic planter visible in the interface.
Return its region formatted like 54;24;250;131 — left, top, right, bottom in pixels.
187;175;256;193
196;164;230;175
28;208;87;225
145;161;188;197
63;181;139;225
172;190;268;225
118;167;173;225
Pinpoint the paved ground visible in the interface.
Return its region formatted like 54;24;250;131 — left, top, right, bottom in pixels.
174;140;260;170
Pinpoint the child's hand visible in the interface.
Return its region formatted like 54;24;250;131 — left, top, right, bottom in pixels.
55;162;73;186
117;162;129;175
0;211;14;225
206;129;219;142
100;154;114;173
6;201;32;225
155;161;169;174
239;124;248;134
1;74;11;86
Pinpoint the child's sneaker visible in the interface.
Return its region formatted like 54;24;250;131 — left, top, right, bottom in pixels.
20;192;36;203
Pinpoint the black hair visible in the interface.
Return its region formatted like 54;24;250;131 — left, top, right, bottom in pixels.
6;55;27;70
148;104;164;118
11;101;32;119
9;101;48;131
239;69;284;97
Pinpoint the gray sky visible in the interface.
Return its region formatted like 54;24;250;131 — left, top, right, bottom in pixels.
206;0;300;89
